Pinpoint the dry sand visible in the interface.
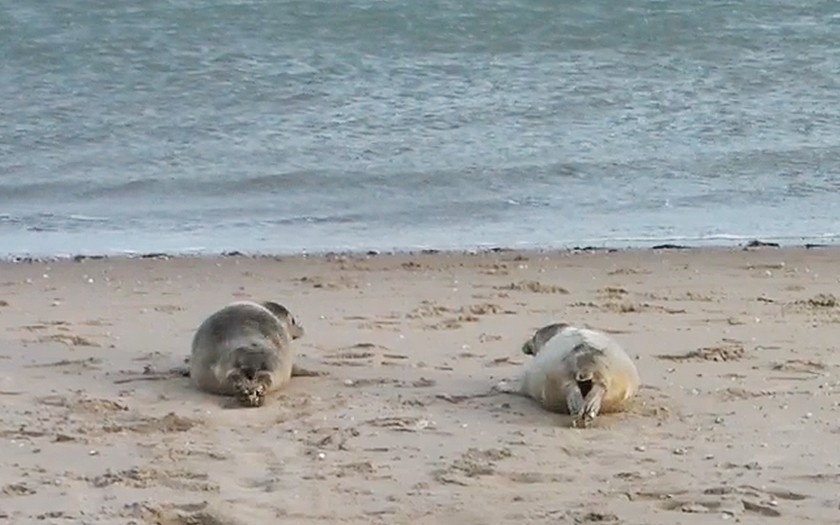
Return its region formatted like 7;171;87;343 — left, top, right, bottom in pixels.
1;246;839;524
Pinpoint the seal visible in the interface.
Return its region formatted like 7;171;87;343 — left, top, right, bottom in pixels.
189;300;305;407
499;323;640;427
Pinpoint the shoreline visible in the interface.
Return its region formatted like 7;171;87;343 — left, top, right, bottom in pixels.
2;238;837;264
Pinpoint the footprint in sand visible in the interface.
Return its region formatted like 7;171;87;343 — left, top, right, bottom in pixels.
333;461;377;479
366;415;435;433
409;301;516;330
478;333;503;343
88;467;218;492
485;356;523;367
35;395;199;436
634;484;807;518
153;304;184;314
24;357;103;372
15;321;104;347
323;342;408;367
607;267;650;276
494;280;569;294
656;341;746;362
145;501;278;525
400;261;425;271
34;334;101;347
599;286;629;299
795;293;837;309
771;359;828;374
569;511;620;523
293;275;359;289
80;318;113;326
303;426;360;452
717;387;776;401
431;447;513;486
477;262;510;276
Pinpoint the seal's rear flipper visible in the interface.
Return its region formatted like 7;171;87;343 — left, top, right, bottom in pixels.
230;371;272;408
573;383;606;428
565;383;585;418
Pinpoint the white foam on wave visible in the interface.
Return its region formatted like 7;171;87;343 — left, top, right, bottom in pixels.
68;215;110;222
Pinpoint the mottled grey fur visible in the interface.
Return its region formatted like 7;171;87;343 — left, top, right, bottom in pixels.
190;300;304;406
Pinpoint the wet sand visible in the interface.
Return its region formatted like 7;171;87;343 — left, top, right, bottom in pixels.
1;247;839;524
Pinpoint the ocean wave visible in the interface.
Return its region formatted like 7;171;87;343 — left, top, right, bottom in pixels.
3;0;840;257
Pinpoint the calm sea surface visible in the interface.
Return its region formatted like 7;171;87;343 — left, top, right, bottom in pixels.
2;0;840;256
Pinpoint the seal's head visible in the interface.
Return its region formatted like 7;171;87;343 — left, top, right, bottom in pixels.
522;322;569;356
261;301;305;339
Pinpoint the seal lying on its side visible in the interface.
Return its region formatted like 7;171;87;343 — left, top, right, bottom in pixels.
190;300;304;407
499;323;640;427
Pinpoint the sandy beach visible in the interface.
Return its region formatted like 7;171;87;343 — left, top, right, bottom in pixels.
1;246;839;524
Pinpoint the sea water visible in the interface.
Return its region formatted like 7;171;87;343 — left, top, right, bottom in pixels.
2;0;839;257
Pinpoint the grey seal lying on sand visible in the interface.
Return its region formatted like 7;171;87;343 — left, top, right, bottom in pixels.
190;300;305;407
498;323;640;427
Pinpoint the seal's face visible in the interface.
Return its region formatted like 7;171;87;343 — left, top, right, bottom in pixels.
523;322;569;356
287;314;304;340
260;301;305;339
522;339;536;356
